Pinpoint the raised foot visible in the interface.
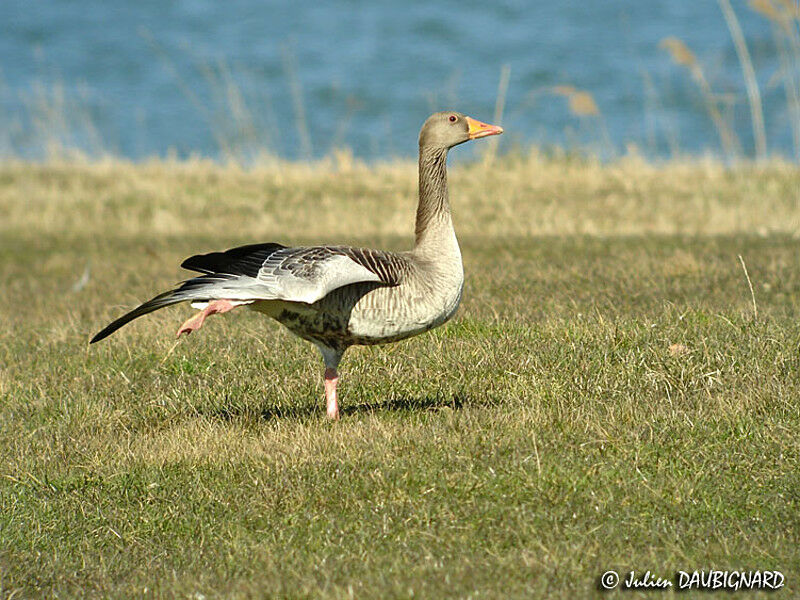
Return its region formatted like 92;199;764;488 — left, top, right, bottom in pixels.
176;299;243;337
324;367;340;420
177;312;205;337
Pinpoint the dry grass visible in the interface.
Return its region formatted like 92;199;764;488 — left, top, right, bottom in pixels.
1;153;798;241
1;155;799;598
660;37;742;159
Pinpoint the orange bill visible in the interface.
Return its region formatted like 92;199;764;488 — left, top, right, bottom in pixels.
466;116;504;139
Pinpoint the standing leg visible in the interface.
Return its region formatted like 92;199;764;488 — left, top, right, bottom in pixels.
316;345;344;420
324;367;339;420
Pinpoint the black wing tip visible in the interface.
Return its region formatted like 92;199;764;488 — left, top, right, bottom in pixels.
89;290;184;345
89;316;132;344
180;254;212;273
181;242;287;275
89;331;107;344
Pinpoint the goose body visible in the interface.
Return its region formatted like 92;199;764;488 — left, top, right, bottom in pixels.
91;112;503;419
263;245;463;347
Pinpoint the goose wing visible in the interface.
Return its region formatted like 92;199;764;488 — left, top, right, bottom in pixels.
181;242;405;305
91;242;406;343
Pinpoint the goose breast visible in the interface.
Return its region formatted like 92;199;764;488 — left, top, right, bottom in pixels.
345;260;464;343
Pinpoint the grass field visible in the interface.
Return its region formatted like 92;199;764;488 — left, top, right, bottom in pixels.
1;154;799;598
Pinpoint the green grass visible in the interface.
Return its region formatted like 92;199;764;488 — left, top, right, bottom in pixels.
1;156;799;598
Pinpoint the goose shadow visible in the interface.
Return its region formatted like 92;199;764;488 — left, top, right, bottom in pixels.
204;392;475;423
340;392;468;417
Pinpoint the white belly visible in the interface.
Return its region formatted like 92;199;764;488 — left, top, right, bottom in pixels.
346;276;464;343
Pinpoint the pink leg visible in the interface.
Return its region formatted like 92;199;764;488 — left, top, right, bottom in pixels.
176;299;241;337
324;367;339;420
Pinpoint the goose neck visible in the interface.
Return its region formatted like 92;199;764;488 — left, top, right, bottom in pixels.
414;145;453;251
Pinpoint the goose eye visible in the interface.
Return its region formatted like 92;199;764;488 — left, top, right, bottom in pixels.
448;115;457;123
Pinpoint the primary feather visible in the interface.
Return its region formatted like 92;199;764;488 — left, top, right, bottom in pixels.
90;243;401;343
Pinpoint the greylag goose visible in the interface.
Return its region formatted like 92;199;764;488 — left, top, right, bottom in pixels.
91;112;503;419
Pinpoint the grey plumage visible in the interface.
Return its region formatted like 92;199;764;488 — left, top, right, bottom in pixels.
91;111;503;418
90;244;405;343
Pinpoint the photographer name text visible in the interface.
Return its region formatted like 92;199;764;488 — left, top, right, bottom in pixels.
600;569;784;592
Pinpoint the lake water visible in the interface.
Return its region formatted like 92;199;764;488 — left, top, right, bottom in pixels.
0;0;796;161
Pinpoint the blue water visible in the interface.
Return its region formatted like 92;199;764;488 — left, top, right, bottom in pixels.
0;0;795;161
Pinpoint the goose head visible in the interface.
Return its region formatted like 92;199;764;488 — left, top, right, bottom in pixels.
418;111;503;150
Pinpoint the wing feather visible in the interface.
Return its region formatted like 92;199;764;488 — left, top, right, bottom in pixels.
92;243;408;342
179;243;406;305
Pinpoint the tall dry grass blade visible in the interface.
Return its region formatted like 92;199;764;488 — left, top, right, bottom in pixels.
140;28;234;158
484;64;510;166
568;92;599;116
196;58;278;163
217;58;265;161
750;0;784;24
660;37;742;159
773;0;800;21
22;79;105;160
738;254;759;322
719;0;768;161
76;84;105;157
551;85;577;97
140;29;211;124
551;85;614;158
660;37;698;67
328;95;359;154
775;36;800;161
750;0;800;161
281;44;313;161
640;69;681;157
